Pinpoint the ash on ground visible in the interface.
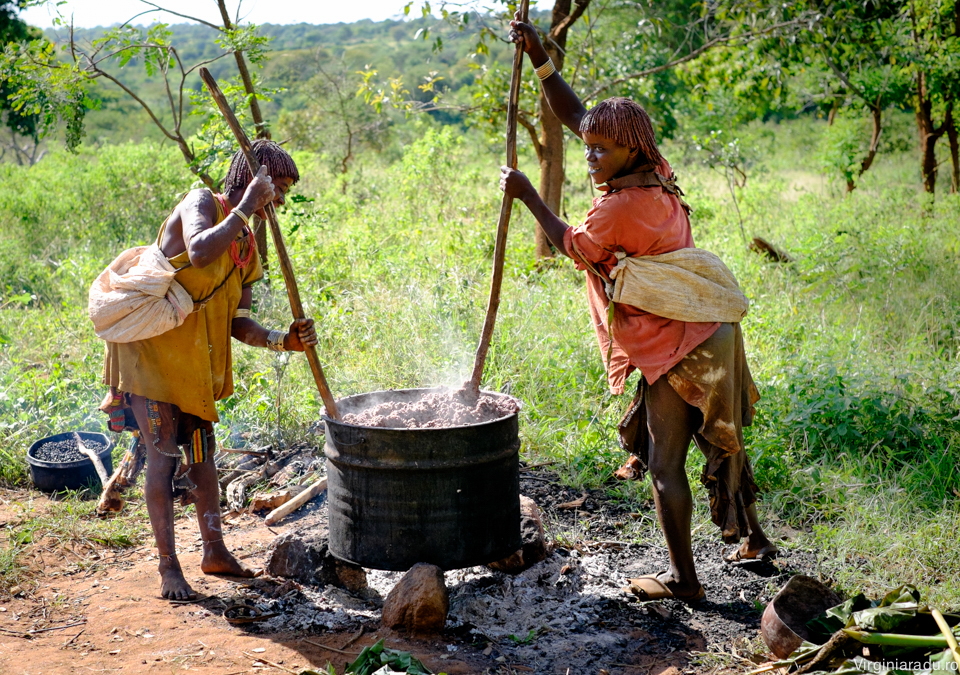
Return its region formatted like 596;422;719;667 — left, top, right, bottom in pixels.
340;391;518;429
232;471;824;673
32;438;107;462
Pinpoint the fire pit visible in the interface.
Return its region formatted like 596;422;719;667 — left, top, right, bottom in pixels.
26;431;113;493
322;387;522;571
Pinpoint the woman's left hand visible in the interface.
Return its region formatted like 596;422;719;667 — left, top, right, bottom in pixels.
499;166;536;201
284;318;318;352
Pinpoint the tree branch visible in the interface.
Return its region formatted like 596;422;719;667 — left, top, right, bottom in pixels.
137;0;221;30
818;44;868;103
584;18;805;102
183;51;231;76
518;111;542;160
159;49;180;133
550;0;591;41
88;66;179;142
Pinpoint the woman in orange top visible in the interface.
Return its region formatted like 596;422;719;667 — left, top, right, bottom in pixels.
503;19;777;603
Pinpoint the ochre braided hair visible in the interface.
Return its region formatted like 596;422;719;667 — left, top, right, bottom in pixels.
580;97;664;168
223;139;300;194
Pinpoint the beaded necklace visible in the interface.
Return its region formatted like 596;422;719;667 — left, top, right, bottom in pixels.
215;193;257;269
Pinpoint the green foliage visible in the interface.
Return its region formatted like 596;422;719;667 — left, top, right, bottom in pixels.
345;640;438;675
817;112;874;188
0;37;93;151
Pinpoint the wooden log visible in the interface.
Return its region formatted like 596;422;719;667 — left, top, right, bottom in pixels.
198;67;341;420
264;478;328;525
468;0;530;393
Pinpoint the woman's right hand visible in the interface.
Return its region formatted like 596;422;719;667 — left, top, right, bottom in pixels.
500;166;536;202
239;166;276;216
509;13;547;60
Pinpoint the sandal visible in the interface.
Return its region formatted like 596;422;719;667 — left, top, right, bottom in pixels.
613;454;645;481
622;574;706;604
723;543;779;564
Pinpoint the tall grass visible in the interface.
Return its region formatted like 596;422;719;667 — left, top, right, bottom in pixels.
1;119;959;604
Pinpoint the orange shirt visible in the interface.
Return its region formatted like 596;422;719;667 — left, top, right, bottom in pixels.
562;162;719;394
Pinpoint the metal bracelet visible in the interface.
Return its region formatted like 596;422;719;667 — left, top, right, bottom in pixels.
535;58;556;81
266;329;287;352
231;207;250;226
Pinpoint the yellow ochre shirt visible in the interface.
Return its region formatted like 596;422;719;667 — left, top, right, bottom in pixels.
102;191;263;422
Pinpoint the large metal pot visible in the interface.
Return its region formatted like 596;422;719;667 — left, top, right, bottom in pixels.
322;388;521;571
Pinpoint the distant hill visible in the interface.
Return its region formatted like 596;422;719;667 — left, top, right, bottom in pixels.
42;14;522;144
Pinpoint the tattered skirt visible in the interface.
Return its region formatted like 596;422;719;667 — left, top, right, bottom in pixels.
616;322;761;543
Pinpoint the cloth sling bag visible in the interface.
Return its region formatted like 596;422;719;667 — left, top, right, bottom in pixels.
88;192;240;343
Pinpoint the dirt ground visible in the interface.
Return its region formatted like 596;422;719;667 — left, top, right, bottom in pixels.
0;465;826;675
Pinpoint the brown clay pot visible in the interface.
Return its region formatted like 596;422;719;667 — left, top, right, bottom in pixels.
761;574;843;659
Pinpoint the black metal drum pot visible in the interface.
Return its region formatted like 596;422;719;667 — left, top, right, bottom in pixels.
27;432;114;493
322;388;521;571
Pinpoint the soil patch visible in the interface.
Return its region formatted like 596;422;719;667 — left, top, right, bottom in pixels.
0;463;826;675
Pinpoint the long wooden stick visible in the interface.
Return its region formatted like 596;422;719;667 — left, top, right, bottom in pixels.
74;433;109;486
469;0;530;392
199;68;340;419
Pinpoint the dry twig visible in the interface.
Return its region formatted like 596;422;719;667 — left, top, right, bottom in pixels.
301;636;361;656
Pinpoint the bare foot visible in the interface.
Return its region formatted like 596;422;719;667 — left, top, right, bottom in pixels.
158;555;197;600
200;541;261;578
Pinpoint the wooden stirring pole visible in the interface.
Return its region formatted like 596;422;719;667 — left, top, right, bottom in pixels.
469;0;530;393
199;67;340;420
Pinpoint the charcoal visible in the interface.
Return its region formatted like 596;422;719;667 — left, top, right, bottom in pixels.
32;438;107;463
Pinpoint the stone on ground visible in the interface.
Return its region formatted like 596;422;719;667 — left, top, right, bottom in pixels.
381;563;449;635
265;532;367;592
487;495;547;574
265;532;318;582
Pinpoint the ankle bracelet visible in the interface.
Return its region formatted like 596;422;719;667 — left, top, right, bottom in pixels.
202;538;224;546
159;553;177;560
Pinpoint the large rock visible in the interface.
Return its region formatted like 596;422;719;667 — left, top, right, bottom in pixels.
265;532;318;582
265;533;367;592
381;563;448;635
487;495;547;574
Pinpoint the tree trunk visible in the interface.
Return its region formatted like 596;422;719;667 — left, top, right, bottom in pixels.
530;0;590;259
217;0;271;269
947;102;959;194
918;129;939;194
846;105;882;193
914;73;945;194
216;0;270;141
827;96;841;126
536;88;564;258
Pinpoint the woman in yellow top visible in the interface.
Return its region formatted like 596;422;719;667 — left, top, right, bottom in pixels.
101;140;318;600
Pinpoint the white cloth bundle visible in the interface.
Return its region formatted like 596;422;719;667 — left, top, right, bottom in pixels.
88;244;194;343
607;248;748;323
